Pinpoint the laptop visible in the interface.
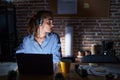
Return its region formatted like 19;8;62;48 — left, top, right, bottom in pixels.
16;53;53;75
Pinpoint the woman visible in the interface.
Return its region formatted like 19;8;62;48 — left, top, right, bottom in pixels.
16;10;62;64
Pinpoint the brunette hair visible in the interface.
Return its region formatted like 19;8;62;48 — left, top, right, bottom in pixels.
27;10;53;35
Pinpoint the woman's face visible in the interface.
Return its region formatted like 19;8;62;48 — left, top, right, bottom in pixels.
41;17;54;33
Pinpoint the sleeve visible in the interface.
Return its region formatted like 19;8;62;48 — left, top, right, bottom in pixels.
51;34;62;63
16;37;27;53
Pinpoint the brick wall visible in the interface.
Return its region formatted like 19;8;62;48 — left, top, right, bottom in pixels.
10;0;120;56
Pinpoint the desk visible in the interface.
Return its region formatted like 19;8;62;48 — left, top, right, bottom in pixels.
0;63;120;80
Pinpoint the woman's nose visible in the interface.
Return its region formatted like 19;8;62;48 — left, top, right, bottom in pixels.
51;21;54;27
51;23;54;27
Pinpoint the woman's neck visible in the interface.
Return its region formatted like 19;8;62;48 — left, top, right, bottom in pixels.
35;31;46;45
35;28;46;39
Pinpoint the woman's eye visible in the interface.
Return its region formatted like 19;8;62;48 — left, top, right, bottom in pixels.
47;22;53;25
47;22;50;25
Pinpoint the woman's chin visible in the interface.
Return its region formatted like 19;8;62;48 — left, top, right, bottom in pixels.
47;31;52;33
48;30;52;33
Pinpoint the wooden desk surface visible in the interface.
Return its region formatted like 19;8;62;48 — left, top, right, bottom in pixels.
0;63;120;80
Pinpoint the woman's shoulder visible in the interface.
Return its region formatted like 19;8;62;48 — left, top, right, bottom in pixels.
50;32;59;36
22;34;33;41
49;32;59;37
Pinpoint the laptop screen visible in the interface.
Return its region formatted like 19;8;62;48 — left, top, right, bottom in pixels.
16;53;53;75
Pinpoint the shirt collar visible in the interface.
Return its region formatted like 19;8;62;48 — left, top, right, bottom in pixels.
30;33;52;48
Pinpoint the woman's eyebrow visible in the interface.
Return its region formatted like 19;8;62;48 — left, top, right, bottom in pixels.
48;17;53;20
49;19;53;20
